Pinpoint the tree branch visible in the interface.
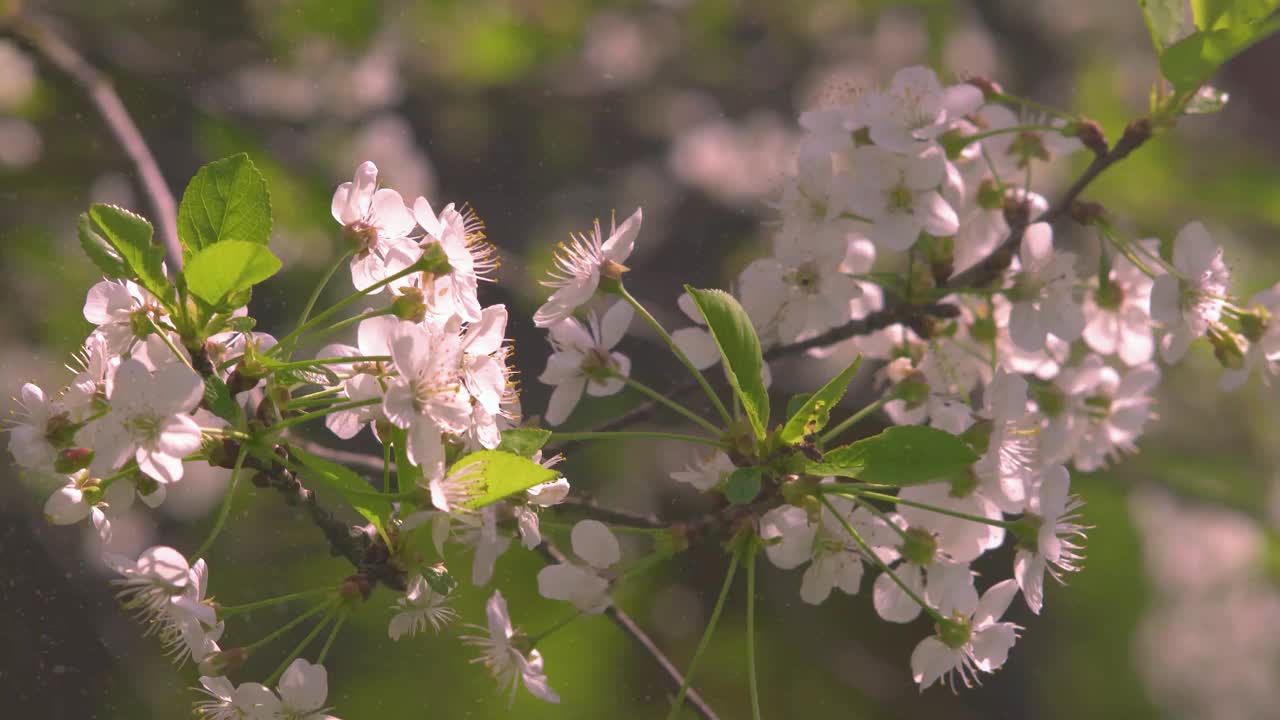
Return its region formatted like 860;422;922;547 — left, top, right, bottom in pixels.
4;12;183;270
539;542;720;720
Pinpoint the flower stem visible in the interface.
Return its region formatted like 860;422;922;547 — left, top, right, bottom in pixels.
266;397;381;435
664;549;740;720
192;442;249;559
826;487;1015;529
618;285;733;428
217;588;334;616
616;372;722;435
528;610;583;649
819;395;889;445
270;261;421;357
264;606;338;686
316;608;349;665
145;316;195;371
242;601;332;653
287;249;356;360
383;441;395;494
819;495;943;623
549;430;728;450
746;545;763;720
270;355;391;372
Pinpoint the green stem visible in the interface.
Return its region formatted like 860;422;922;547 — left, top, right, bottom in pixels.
145;316;195;371
192;442;249;559
664;550;740;720
826;487;1014;529
264;606;337;686
242;601;332;653
270;355;391;372
746;546;762;720
270;260;420;357
266;397;381;435
618;373;722;435
819;495;943;623
820;396;889;445
217;588;333;616
288;249;356;360
528;610;582;648
382;440;395;494
957;123;1064;147
316;609;348;665
991;91;1076;121
549;430;728;450
618;285;733;428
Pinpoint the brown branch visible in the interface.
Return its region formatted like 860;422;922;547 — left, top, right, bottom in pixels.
538;542;720;720
4;12;183;270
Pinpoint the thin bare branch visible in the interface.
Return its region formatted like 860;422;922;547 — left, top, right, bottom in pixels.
5;13;183;270
539;542;720;720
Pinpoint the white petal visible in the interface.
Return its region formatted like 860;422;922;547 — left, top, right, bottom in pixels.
278;658;328;713
545;376;587;426
873;566;924;623
973;578;1019;627
598;301;634;350
571;519;621;569
602;207;642;263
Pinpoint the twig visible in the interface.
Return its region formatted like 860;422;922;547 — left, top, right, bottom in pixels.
4;12;183;270
539;542;720;720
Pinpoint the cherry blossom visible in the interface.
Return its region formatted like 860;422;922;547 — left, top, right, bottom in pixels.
461;590;560;704
534;208;642;327
90;359;204;484
537;300;633;426
537;519;620;613
910;579;1021;690
1014;465;1086;614
389;573;458;639
1150;221;1230;363
844;145;959;252
331;161;418;292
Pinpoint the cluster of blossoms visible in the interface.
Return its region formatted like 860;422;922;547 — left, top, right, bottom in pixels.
9;59;1280;715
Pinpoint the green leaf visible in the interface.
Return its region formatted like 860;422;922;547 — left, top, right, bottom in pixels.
723;467;762;505
177;153;272;255
87;204;171;304
202;376;244;427
784;394;813;423
1192;0;1280;30
1140;0;1191;50
779;356;862;446
807;425;978;486
496;428;553;458
391;427;422;490
684;286;769;439
183;240;282;307
450;450;561;510
1160;16;1280;92
290;446;393;547
77;213;128;279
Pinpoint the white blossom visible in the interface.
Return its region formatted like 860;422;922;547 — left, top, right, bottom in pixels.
90;359;204;484
537;300;633;426
332;160;418;292
461;590;560;704
534;208;642;327
389;573;457;639
1014;465;1086;614
537;519;619;613
910;579;1021;690
1150;221;1230;363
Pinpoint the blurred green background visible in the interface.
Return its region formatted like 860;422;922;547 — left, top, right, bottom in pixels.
2;1;1279;718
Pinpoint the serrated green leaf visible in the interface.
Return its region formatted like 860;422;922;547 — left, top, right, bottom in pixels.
496;428;553;458
202;375;243;427
806;425;978;486
1192;0;1280;30
684;286;769;439
177;153;272;255
784;394;813;423
1160;16;1280;92
723;467;762;505
77;212;128;279
779;356;862;446
291;446;393;547
451;450;561;510
1140;0;1191;50
88;204;171;305
183;240;282;307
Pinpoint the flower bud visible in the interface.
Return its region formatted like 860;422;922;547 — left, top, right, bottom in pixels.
341;574;373;602
1064;119;1107;156
976;179;1004;211
54;447;94;474
414;242;452;275
966;75;1003;101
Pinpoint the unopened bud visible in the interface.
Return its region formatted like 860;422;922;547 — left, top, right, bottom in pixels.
966;76;1003;102
1069;201;1105;226
341;574;373;602
1065;119;1107;157
1115;118;1152;158
206;438;241;469
55;447;94;474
